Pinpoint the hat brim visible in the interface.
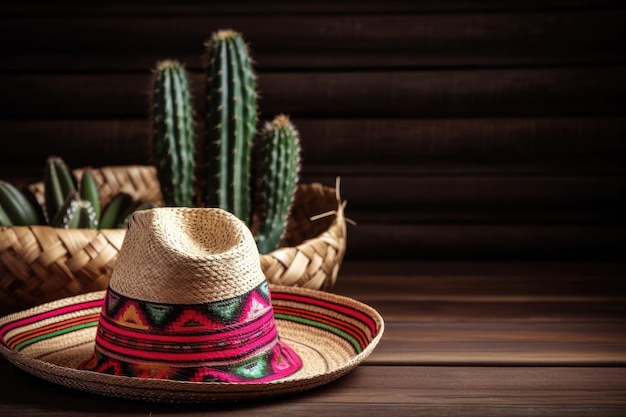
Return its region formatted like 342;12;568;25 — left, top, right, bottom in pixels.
0;285;384;402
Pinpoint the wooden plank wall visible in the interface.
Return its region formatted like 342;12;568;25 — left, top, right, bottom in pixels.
1;1;625;261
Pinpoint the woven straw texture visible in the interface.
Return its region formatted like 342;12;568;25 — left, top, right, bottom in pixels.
1;166;346;314
261;182;346;292
111;207;266;304
28;164;163;209
0;165;161;314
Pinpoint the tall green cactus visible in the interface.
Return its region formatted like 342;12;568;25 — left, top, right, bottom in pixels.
252;114;301;254
204;29;257;224
147;30;302;253
151;60;195;207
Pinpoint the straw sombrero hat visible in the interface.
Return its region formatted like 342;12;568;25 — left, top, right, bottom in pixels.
0;207;383;402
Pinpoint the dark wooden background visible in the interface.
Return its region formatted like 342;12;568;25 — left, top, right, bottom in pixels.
1;1;625;261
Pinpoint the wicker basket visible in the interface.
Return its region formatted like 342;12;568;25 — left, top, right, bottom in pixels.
261;182;346;292
0;165;346;314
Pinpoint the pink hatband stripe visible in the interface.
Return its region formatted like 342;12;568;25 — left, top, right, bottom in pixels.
95;326;278;363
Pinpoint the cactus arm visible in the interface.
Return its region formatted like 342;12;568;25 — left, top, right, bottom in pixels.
263;127;287;252
151;60;195;207
0;203;12;226
259;123;280;242
226;37;246;219
0;180;42;226
51;190;97;229
79;169;101;224
20;185;47;225
170;68;184;207
279;126;300;223
152;67;168;193
161;64;181;204
164;65;182;205
204;30;256;225
232;35;256;223
253;115;301;253
44;158;66;222
275;129;289;226
74;203;98;229
174;67;195;205
205;38;230;209
98;192;133;229
55;157;78;197
43;156;77;222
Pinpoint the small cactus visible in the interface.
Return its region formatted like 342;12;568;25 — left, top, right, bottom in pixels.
98;192;133;230
204;29;257;224
151;60;195;207
252;114;301;253
44;156;77;222
51;190;98;229
0;180;44;226
79;169;101;223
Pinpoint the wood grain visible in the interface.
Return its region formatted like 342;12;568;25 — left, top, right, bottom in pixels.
335;261;626;297
1;261;625;415
1;1;625;413
3;67;625;117
0;363;624;417
1;2;623;262
1;11;623;70
370;322;626;365
2;117;624;175
345;224;626;260
2;1;622;15
2;162;624;226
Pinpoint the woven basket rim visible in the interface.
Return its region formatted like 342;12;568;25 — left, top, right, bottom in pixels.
1;166;346;314
267;182;344;253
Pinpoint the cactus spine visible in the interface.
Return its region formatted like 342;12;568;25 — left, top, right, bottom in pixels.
151;60;195;207
253;115;301;254
204;29;257;224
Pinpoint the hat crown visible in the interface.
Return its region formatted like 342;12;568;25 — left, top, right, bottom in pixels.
109;208;265;304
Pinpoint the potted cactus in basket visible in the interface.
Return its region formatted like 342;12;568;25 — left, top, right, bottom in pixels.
150;60;195;208
203;29;257;224
204;30;302;254
1;157;156;231
0;157;161;313
251;115;301;254
147;29;346;289
0;28;345;314
150;30;306;255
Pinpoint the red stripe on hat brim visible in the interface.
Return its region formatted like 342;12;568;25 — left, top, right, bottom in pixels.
271;292;378;336
0;299;103;340
6;314;100;350
272;304;369;350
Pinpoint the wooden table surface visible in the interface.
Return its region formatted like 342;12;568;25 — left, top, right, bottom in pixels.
1;261;625;416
